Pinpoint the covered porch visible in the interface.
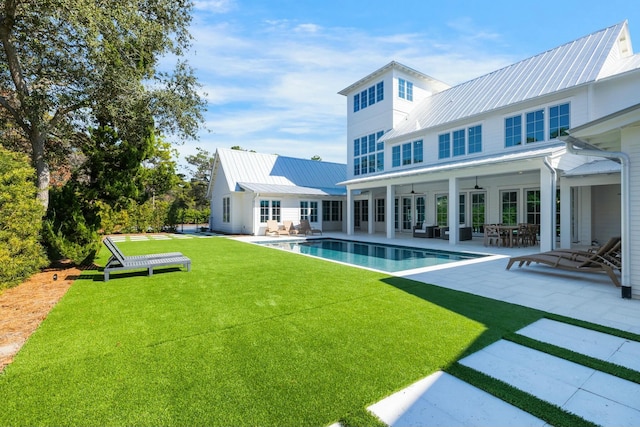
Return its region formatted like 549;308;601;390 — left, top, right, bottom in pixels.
342;147;566;252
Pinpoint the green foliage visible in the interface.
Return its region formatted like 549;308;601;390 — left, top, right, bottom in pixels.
142;138;180;200
0;0;206;209
0;148;48;290
81;125;148;207
185;147;213;183
43;181;101;265
97;199;173;234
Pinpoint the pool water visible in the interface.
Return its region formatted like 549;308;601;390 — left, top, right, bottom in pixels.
259;238;487;272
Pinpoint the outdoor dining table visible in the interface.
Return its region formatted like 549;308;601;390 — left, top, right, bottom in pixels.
497;225;519;248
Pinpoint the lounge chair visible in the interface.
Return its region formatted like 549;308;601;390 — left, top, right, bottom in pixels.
284;220;303;235
506;236;622;287
547;237;622;271
265;220;289;236
298;219;322;235
103;237;191;282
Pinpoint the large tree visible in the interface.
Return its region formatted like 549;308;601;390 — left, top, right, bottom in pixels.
0;0;205;209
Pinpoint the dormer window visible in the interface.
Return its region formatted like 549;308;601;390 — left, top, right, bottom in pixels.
398;78;413;101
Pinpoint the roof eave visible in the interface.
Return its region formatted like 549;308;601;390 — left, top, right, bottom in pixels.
338;61;448;96
339;145;566;186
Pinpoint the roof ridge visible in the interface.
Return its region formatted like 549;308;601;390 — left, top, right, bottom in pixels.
383;21;629;141
435;21;627;99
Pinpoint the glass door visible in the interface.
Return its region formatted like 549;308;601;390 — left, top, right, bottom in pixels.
436;194;448;227
354;200;361;229
402;197;412;231
415;196;425;226
500;190;518;225
471;192;486;233
526;189;541;225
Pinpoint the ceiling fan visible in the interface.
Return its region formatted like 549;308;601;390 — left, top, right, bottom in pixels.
474;176;483;190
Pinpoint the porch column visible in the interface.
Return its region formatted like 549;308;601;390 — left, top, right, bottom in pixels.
346;187;353;236
559;178;572;249
539;165;555;252
448;177;459;245
386;184;395;239
368;191;375;234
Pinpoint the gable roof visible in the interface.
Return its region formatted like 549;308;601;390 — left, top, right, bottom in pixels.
384;21;638;141
337;61;450;96
213;148;346;196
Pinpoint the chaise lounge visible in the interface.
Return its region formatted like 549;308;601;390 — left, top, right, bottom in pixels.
103;237;191;282
298;219;322;235
505;237;622;287
265;220;289;236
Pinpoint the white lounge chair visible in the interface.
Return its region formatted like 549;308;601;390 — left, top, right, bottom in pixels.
103;237;191;282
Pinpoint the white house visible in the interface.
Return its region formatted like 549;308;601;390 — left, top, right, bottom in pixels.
338;21;640;298
207;148;346;236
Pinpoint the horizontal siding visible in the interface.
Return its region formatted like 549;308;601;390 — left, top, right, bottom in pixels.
622;127;640;297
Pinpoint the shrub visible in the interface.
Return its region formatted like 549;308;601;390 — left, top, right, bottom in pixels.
0;148;48;290
43;181;101;266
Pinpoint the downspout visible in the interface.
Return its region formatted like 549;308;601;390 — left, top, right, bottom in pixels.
562;135;631;298
543;157;557;251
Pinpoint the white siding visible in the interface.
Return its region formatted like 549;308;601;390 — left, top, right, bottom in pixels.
622;126;640;297
591;184;621;243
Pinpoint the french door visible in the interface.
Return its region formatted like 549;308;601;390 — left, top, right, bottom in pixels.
402;197;412;231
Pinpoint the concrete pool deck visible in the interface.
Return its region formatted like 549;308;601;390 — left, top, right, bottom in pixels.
236;231;640;426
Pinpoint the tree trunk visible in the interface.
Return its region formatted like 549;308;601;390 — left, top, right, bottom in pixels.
31;130;50;211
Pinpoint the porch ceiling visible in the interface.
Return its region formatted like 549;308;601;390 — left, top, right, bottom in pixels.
565;102;640;151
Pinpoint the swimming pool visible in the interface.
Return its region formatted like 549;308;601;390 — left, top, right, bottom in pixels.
258;238;487;272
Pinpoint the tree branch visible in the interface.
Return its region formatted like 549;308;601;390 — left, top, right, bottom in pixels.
0;0;31;101
0;93;29;134
50;101;87;127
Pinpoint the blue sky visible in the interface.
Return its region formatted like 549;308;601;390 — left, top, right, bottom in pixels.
175;0;640;171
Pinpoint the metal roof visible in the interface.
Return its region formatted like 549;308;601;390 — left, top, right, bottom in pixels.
237;182;346;196
215;148;346;194
563;159;621;177
384;21;636;141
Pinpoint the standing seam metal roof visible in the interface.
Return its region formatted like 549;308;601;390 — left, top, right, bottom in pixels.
384;22;635;140
216;148;346;193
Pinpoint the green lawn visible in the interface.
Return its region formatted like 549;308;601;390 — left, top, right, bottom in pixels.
1;237;553;426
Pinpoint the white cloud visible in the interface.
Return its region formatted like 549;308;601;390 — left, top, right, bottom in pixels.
176;14;521;170
193;0;236;14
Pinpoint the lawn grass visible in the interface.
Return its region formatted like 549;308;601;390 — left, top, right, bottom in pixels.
0;236;551;426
